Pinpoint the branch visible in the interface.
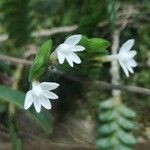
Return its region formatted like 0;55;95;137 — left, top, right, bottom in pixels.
53;70;150;96
0;54;32;65
32;25;78;37
0;25;78;43
0;54;150;96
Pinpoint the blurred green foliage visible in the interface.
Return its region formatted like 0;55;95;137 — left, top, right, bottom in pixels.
0;0;149;149
96;99;136;150
1;0;34;46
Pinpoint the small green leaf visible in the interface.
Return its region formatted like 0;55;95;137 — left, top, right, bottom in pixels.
99;110;116;122
117;131;137;146
0;85;53;133
98;122;117;135
100;99;114;109
117;117;134;131
79;36;110;54
118;105;136;119
29;39;53;82
87;38;110;53
96;137;114;149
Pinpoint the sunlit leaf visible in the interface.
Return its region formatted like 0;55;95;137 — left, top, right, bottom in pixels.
99;110;117;122
98;122;117;135
118;105;136;119
117;131;137;146
100;98;114;109
117;117;134;131
96;137;114;149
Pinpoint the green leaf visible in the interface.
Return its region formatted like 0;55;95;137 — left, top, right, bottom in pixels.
99;110;116;122
79;35;90;49
118;105;136;119
117;131;137;146
79;36;110;54
96;137;114;149
117;117;134;131
100;99;114;109
87;38;110;53
98;122;117;135
29;39;53;82
0;85;53;134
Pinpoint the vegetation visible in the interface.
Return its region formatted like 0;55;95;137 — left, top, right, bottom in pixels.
0;0;149;149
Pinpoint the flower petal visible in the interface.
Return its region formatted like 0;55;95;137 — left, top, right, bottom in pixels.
57;51;65;64
129;51;137;58
40;97;51;109
66;55;74;67
34;99;41;113
43;91;58;99
71;45;85;52
69;53;81;64
24;90;34;110
40;82;59;91
119;60;129;77
119;39;135;52
126;65;134;73
128;59;137;67
64;35;82;45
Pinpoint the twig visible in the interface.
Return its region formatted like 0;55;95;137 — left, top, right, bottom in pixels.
32;25;78;37
0;25;78;43
0;56;149;96
0;54;32;65
53;70;150;96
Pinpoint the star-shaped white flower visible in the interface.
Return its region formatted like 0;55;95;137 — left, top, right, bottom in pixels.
55;34;85;67
117;39;137;77
24;81;59;113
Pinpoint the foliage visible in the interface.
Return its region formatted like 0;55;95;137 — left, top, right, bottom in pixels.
1;0;34;46
29;39;53;82
96;99;136;150
0;0;149;149
0;85;54;133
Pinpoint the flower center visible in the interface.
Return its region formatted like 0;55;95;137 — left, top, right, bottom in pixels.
58;44;72;54
119;52;132;61
32;82;43;97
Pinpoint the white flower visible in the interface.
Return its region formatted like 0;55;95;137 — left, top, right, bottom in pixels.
24;81;59;113
117;39;137;77
103;39;137;77
55;34;85;67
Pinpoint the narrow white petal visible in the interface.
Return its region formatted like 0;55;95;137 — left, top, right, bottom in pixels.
34;99;41;113
119;60;129;77
43;91;58;99
128;59;137;67
71;45;85;52
129;51;137;58
24;90;34;110
69;53;81;64
40;82;59;91
127;65;134;73
119;39;135;52
66;56;74;67
64;35;82;45
40;97;51;109
57;51;65;64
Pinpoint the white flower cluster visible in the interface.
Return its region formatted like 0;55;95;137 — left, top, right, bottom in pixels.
24;35;137;113
24;35;85;113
